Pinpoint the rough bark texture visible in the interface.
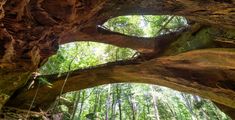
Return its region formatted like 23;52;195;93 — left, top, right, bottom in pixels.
7;48;235;109
0;0;235;118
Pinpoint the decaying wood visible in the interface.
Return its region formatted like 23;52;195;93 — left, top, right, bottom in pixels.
0;0;234;118
7;49;235;109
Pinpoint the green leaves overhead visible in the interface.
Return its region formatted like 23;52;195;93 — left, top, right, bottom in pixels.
39;15;230;120
40;15;187;75
104;16;145;37
40;42;135;75
104;15;187;37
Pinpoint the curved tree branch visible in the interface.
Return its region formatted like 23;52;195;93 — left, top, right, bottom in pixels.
59;25;187;53
7;49;235;111
1;0;235;114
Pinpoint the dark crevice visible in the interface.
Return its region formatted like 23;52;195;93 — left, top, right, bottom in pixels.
214;0;233;4
0;37;8;58
217;80;235;91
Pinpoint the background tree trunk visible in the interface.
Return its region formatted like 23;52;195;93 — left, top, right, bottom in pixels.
151;86;160;120
0;0;234;119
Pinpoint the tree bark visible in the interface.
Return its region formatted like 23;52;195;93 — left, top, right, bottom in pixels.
7;49;235;111
0;0;235;118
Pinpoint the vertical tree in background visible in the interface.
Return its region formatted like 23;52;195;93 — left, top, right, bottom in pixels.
151;86;160;120
27;15;233;120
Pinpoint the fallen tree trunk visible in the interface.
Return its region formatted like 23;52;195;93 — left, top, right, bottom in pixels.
7;49;235;112
0;0;235;118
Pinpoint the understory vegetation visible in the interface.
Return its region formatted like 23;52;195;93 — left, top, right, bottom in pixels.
39;16;231;120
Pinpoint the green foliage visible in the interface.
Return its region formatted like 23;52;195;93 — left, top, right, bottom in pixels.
104;16;145;37
40;42;135;75
39;15;231;120
38;77;52;87
104;15;186;37
143;16;187;36
56;84;231;120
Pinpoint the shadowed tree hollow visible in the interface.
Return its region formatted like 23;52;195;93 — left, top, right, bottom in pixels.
0;0;235;119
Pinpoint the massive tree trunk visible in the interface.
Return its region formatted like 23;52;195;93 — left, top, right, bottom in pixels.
7;48;235;109
0;0;235;119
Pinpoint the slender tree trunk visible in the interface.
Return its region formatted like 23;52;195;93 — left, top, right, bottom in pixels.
199;108;210;120
165;102;177;119
143;104;146;120
181;93;197;120
125;85;136;120
130;97;136;120
146;101;151;120
111;87;116;120
71;91;81;120
93;88;99;114
125;94;136;120
116;84;122;120
105;84;111;120
98;93;103;113
150;86;160;120
193;95;209;119
78;91;86;120
212;104;222;120
1;1;235;116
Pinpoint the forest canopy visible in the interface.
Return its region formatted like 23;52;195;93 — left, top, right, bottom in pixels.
35;16;231;120
0;0;235;119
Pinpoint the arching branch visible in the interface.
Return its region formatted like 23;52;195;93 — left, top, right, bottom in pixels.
59;26;187;53
7;49;235;111
1;0;235;115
